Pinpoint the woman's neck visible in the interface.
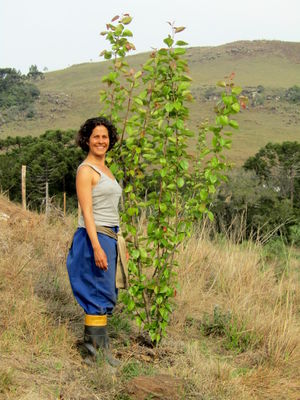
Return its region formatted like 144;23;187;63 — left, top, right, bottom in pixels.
85;154;106;168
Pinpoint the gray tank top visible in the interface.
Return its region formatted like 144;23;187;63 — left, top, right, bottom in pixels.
77;162;122;228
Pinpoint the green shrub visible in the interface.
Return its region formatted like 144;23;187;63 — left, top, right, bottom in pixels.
201;306;255;353
289;224;300;247
261;238;290;278
285;85;300;103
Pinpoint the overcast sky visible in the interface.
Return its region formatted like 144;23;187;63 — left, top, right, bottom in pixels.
1;0;299;73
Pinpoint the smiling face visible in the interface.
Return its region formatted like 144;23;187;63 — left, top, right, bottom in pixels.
88;125;110;157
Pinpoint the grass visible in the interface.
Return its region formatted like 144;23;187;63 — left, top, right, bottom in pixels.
1;40;300;166
0;194;299;399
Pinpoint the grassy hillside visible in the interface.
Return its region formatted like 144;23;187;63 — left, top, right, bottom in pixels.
0;194;299;399
0;40;300;164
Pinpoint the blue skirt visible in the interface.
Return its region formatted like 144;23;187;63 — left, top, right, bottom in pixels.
66;227;118;315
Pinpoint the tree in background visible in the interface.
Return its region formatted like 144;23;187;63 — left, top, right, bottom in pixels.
0;130;83;211
27;64;44;80
213;141;300;244
0;68;40;122
244;141;300;208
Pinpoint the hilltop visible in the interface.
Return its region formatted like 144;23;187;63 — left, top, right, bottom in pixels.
0;40;300;164
0;194;299;399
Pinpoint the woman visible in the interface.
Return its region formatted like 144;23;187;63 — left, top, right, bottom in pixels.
67;116;122;366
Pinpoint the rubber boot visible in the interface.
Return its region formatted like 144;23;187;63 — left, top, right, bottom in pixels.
83;324;120;367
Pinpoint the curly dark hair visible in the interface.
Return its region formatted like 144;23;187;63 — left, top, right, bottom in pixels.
76;116;118;152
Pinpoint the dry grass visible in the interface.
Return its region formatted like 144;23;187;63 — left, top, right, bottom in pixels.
0;194;299;399
168;231;300;399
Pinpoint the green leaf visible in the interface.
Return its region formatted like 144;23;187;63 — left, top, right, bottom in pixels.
174;101;181;111
155;333;161;343
158;48;168;56
179;159;189;171
134;70;142;79
196;204;206;214
127;299;135;311
182;74;192;81
176;119;184;130
104;51;112;60
200;189;208;201
222;95;233;105
176;40;188;46
128;224;137;236
167;183;176;190
163;37;174;47
231;102;240;113
163;269;170;279
147;222;155;235
134;97;143;106
159;285;169;294
177;177;185;188
209;174;217;184
216;81;226;88
122;29;133;37
232;86;242;95
140;248;147;259
229;120;239;129
160;168;167;177
131;249;140;259
121;16;132;25
216;115;229;126
207;211;214;221
124;184;133;193
165;103;174;113
173;48;186;55
159;203;167;213
127;207;138;216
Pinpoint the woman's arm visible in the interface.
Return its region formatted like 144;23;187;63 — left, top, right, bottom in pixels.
76;167;108;270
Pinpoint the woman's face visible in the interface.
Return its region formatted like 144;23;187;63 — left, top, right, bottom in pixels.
88;125;110;156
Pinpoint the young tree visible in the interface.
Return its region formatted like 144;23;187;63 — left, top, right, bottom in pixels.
98;14;244;343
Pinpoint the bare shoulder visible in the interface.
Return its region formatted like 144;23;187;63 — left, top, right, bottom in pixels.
77;164;101;188
77;164;93;175
76;165;94;182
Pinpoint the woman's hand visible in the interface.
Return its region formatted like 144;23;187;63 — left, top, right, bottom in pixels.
93;246;108;270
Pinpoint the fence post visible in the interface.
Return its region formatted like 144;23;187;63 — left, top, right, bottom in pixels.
45;179;49;217
63;192;66;217
21;165;26;210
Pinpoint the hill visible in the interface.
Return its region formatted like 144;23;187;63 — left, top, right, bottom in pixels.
0;194;299;399
0;40;300;164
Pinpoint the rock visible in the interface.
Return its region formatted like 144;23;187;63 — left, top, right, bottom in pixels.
125;374;184;400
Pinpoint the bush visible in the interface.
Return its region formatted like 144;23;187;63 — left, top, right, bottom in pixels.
285;85;300;103
201;306;255;353
289;224;300;247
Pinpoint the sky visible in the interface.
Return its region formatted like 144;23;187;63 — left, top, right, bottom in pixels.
1;0;299;74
